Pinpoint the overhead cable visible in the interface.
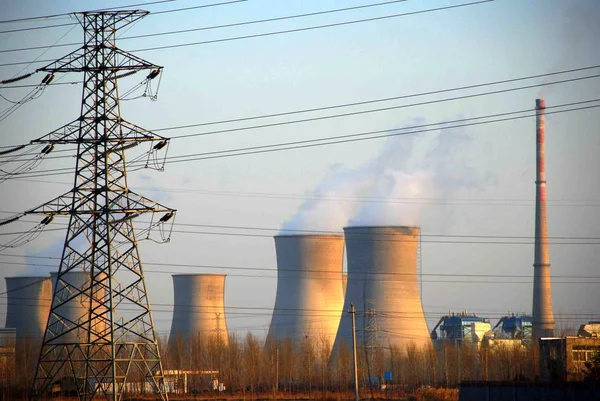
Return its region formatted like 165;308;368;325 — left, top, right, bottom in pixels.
1;68;597;156
133;1;494;54
0;1;493;67
0;0;242;25
0;1;410;54
2;255;599;280
4;101;599;180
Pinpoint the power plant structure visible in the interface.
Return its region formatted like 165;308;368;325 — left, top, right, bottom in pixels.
4;276;52;344
267;234;345;355
494;314;533;340
430;312;492;344
333;226;431;358
168;274;229;350
532;98;555;341
4;276;52;373
48;271;106;344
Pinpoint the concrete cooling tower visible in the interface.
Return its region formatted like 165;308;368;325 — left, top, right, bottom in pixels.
49;271;106;343
168;274;229;349
333;226;431;355
267;235;345;354
5;276;52;343
4;276;52;379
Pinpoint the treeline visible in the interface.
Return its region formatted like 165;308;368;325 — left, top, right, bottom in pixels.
0;334;538;399
162;333;538;395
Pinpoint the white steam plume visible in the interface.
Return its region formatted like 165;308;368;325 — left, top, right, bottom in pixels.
281;117;488;232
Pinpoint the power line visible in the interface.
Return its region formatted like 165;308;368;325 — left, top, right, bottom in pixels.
0;0;246;33
3;67;598;161
161;103;600;164
154;65;600;133
1;223;599;243
0;1;410;54
124;189;600;206
2;256;599;280
2;180;599;207
3;215;600;245
132;0;493;54
0;292;597;317
3;65;598;152
0;1;492;67
0;0;175;24
4;101;599;180
166;76;600;140
3;79;596;162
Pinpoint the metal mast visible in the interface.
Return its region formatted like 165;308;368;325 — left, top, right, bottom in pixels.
28;11;173;401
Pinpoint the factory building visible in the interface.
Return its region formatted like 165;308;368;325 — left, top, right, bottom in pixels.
540;322;600;382
494;314;532;340
333;226;431;356
267;234;345;355
430;312;493;345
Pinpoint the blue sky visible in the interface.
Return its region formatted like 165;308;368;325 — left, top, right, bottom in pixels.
0;0;599;339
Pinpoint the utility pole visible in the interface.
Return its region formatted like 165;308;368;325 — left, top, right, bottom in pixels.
350;304;359;401
27;10;173;401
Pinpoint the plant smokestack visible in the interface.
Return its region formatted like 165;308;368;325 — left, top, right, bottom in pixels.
532;98;555;341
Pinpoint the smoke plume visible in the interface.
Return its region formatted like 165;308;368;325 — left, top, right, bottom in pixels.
281;118;486;232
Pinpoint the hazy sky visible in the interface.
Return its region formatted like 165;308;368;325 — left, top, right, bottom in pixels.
0;0;599;340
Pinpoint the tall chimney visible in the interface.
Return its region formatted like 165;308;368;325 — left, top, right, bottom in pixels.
532;98;555;341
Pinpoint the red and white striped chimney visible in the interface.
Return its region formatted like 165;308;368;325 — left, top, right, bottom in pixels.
532;98;555;341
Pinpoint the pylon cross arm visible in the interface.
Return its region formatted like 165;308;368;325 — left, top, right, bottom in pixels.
38;46;161;73
25;189;176;216
31;119;168;144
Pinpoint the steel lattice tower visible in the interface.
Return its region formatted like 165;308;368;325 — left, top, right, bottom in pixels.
27;10;173;401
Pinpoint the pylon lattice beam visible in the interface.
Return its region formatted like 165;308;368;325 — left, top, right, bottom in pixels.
28;10;172;401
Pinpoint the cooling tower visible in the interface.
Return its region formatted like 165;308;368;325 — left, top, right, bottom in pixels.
267;235;345;354
4;276;51;380
5;276;52;342
333;226;431;355
343;273;348;298
532;98;555;341
49;271;106;343
168;274;229;349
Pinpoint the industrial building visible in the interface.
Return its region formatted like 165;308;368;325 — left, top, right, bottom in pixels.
168;274;229;349
430;312;493;344
333;226;431;356
539;323;600;382
494;314;532;340
267;234;345;354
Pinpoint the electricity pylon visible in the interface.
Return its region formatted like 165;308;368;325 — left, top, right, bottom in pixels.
27;11;174;401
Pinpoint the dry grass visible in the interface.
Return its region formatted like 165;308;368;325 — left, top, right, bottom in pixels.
413;387;459;401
